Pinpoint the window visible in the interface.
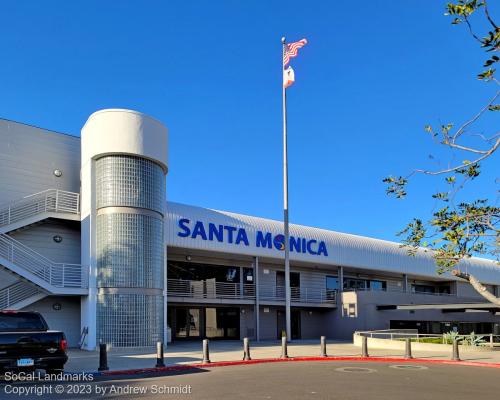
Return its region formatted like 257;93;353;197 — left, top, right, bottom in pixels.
343;278;366;290
167;261;240;283
368;280;386;291
276;271;300;288
243;268;254;283
412;284;435;294
326;276;339;290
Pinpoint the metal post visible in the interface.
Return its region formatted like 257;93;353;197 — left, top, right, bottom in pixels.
98;343;109;371
361;336;369;357
156;341;165;367
320;336;327;357
452;339;460;361
255;257;260;342
490;333;494;349
338;266;344;293
281;335;289;358
404;338;413;359
202;339;211;364
282;36;292;342
243;337;251;361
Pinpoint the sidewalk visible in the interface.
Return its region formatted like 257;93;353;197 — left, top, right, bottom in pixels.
65;340;500;373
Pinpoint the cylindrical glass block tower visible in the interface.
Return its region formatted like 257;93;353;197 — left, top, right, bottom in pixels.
80;109;168;349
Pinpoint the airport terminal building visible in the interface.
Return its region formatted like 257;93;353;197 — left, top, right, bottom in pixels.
1;109;499;350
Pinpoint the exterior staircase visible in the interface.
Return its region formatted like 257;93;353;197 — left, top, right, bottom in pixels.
0;189;87;301
0;281;47;310
0;189;80;234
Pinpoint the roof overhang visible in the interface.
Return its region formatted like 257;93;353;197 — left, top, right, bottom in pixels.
377;302;500;313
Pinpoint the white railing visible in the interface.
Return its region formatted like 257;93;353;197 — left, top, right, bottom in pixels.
344;287;457;297
0;281;43;309
168;279;256;300
0;189;80;230
0;234;87;289
167;279;337;304
354;329;500;347
259;285;337;304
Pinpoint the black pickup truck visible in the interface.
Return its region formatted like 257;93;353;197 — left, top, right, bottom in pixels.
0;310;68;373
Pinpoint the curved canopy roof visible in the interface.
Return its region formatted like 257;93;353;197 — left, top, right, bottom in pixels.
165;202;500;285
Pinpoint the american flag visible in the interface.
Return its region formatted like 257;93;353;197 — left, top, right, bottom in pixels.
283;38;307;67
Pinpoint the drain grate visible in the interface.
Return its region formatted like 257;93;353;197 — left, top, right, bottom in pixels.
389;365;429;370
335;367;377;373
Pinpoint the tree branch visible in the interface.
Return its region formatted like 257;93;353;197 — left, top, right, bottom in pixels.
452;89;500;142
483;1;498;29
414;137;500;175
444;141;491;154
452;270;500;306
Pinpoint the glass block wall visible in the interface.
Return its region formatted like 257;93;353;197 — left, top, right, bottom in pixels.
95;155;165;347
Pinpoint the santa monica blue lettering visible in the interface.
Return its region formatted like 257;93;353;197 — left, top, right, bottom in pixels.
192;221;207;240
177;219;328;257
178;218;191;237
256;231;272;248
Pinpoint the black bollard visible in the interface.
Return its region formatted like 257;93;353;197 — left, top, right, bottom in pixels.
452;339;460;361
156;341;165;367
320;336;327;357
404;338;413;359
98;343;109;371
202;339;211;363
243;337;251;361
280;336;289;359
361;336;369;358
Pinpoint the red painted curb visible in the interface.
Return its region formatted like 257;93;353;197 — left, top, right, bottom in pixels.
100;356;500;376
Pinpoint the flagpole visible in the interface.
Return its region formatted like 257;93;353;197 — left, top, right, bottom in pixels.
281;36;292;342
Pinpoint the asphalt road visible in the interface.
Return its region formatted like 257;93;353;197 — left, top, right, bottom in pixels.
1;361;498;400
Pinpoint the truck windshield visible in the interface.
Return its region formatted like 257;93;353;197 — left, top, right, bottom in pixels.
0;313;47;331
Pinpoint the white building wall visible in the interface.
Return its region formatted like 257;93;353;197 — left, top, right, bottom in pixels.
0;119;80;204
9;220;81;264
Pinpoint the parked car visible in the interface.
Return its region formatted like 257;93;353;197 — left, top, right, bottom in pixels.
0;310;68;373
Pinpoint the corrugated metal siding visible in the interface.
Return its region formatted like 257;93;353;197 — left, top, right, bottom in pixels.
0;270;19;290
300;270;328;294
0;119;80;205
165;202;500;284
259;307;277;340
9;220;81;264
455;281;495;299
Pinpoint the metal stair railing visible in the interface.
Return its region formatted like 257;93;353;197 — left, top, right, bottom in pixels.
0;189;80;230
0;281;43;309
0;234;86;289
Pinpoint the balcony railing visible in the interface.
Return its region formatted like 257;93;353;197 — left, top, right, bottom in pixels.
0;281;43;309
168;279;256;300
259;285;337;304
343;287;456;297
0;189;80;230
167;279;337;305
0;234;87;289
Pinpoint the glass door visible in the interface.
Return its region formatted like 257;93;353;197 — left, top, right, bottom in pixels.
205;308;240;339
174;308;201;339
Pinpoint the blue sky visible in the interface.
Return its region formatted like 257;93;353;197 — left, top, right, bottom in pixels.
1;1;498;242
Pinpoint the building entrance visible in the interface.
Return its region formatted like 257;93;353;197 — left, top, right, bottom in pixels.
169;306;240;340
277;309;301;340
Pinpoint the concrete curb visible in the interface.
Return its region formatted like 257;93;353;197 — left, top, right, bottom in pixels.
91;356;500;377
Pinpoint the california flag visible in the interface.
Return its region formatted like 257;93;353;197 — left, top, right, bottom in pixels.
283;66;295;88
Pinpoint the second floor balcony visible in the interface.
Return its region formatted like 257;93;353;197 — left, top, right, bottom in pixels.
167;278;337;306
